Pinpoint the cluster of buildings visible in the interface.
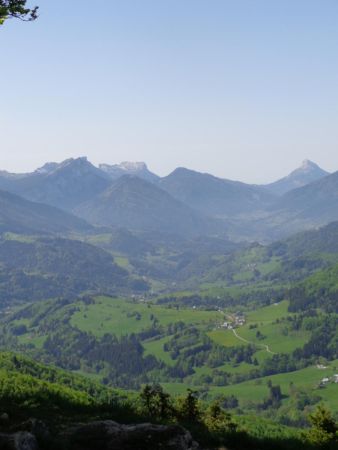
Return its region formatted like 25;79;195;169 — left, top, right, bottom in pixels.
220;312;246;330
318;374;338;387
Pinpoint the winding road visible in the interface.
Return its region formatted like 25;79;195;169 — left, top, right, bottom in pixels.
231;328;276;355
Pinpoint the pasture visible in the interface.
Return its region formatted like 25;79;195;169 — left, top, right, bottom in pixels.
71;296;221;337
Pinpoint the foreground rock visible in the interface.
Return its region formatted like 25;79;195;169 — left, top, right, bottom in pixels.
62;420;200;450
0;432;38;450
10;419;50;447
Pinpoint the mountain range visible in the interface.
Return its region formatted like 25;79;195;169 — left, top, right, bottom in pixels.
0;157;335;241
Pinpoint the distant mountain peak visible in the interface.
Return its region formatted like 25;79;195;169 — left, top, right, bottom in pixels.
99;161;159;183
99;161;148;172
300;159;320;171
301;159;315;168
49;157;112;180
266;160;329;195
168;167;218;179
284;160;323;179
35;157;91;175
57;156;89;169
7;156;111;211
67;156;87;162
119;161;147;171
35;162;60;174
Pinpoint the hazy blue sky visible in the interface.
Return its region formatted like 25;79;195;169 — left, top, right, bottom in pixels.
0;0;337;183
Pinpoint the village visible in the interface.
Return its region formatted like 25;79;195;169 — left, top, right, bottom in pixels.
316;365;338;388
218;310;246;330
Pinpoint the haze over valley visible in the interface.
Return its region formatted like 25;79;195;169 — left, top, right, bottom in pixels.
0;157;335;241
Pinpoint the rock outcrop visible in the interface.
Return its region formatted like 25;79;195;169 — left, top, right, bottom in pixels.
1;420;199;450
10;419;50;447
62;421;199;450
0;431;38;450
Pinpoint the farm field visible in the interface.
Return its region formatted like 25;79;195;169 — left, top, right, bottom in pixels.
212;361;338;410
237;324;309;354
70;296;221;337
162;360;338;411
208;329;240;347
208;300;310;355
246;300;291;322
4;293;337;418
11;296;318;383
143;335;175;366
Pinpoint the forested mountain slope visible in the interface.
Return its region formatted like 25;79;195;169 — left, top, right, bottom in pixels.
75;175;225;237
0;189;92;234
0;237;144;305
270;171;338;224
159;167;275;218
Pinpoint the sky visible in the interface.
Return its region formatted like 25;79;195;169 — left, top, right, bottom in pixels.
0;0;337;183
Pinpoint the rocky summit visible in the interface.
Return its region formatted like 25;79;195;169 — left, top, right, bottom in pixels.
99;161;159;183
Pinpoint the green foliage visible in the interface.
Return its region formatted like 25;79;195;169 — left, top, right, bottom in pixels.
0;351;123;414
0;350;337;450
0;0;38;24
289;264;338;312
264;384;283;409
1;293;337;416
305;406;338;448
139;384;173;419
0;237;146;306
204;399;237;441
177;389;201;422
